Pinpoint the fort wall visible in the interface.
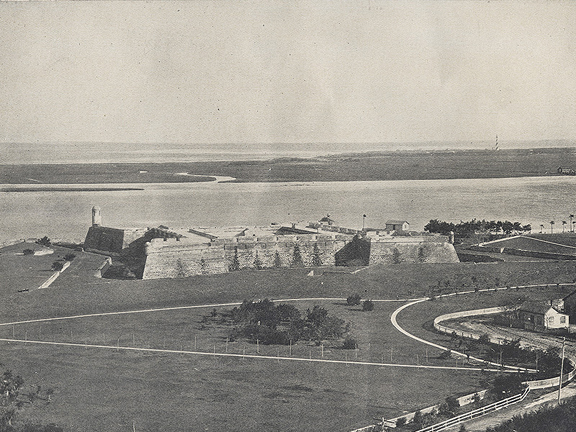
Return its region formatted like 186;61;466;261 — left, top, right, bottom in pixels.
142;235;350;279
84;226;148;255
368;236;460;265
141;234;459;279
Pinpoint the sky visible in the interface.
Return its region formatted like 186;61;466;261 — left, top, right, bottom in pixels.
1;0;576;146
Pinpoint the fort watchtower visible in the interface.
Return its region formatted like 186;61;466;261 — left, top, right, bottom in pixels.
92;206;102;227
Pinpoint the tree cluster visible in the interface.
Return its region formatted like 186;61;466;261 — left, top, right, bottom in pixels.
448;334;567;380
0;370;60;432
229;299;349;345
486;394;576;432
35;237;51;247
424;219;531;237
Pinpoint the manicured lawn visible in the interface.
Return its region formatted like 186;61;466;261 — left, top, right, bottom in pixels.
0;242;107;295
0;305;481;432
2;259;576;431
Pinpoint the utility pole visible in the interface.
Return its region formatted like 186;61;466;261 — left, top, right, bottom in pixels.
558;337;566;405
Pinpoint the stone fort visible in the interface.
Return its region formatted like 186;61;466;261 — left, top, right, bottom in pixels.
84;207;459;279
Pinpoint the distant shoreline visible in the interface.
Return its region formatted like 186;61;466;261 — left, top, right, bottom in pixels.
0;147;574;184
1;187;145;192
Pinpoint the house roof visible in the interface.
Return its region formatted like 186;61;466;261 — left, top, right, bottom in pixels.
386;220;409;225
517;301;563;315
563;289;576;301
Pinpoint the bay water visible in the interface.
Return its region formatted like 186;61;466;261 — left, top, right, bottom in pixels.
1;176;574;243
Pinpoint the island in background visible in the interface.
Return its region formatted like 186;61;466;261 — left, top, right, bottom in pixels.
1;147;575;184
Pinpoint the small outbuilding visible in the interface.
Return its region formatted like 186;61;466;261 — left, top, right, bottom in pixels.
385;220;410;232
516;301;569;332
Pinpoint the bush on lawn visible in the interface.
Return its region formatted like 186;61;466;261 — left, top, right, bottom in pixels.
347;293;362;306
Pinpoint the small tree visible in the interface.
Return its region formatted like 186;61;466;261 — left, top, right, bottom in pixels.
342;336;357;350
273;251;282;268
392;248;403;264
51;261;64;272
346;293;362;306
417;246;427;263
229;247;240;271
175;259;187;278
200;258;208;274
63;253;76;261
312;243;323;267
291;245;304;267
395;417;406;427
412;410;423;429
253;252;263;270
362;299;374;312
22;249;34;256
0;370;24;427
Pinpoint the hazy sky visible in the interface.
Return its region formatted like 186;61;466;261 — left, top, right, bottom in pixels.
1;1;576;145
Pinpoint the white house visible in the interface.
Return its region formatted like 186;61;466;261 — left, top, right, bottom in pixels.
385;220;410;232
517;301;569;332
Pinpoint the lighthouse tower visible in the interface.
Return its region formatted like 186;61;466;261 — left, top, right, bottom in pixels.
92;206;102;227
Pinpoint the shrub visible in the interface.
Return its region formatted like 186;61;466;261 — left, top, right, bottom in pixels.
412;410;423;429
63;253;76;261
439;395;460;417
395;417;406;427
490;374;527;400
342;336;357;350
362;299;374;312
51;261;64;272
347;293;362;306
439;349;452;360
23;249;34;255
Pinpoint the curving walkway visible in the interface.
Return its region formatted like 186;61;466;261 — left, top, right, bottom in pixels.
391;300;535;372
0;292;538;376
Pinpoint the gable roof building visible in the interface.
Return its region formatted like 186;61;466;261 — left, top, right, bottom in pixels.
516;301;569;331
385;220;410;232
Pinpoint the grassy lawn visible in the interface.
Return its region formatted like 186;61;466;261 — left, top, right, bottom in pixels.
0;243;108;295
395;286;575;360
0;293;508;432
2;257;576;431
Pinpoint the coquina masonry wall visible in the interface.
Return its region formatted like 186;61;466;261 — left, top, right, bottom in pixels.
368;236;459;265
142;234;459;279
142;234;349;279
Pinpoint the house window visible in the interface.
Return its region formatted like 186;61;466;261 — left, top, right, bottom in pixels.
561;316;566;324
548;316;554;325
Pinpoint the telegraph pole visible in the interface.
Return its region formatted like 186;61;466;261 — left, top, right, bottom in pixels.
558;337;566;404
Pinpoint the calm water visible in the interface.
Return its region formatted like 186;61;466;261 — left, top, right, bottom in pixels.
1;176;574;243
